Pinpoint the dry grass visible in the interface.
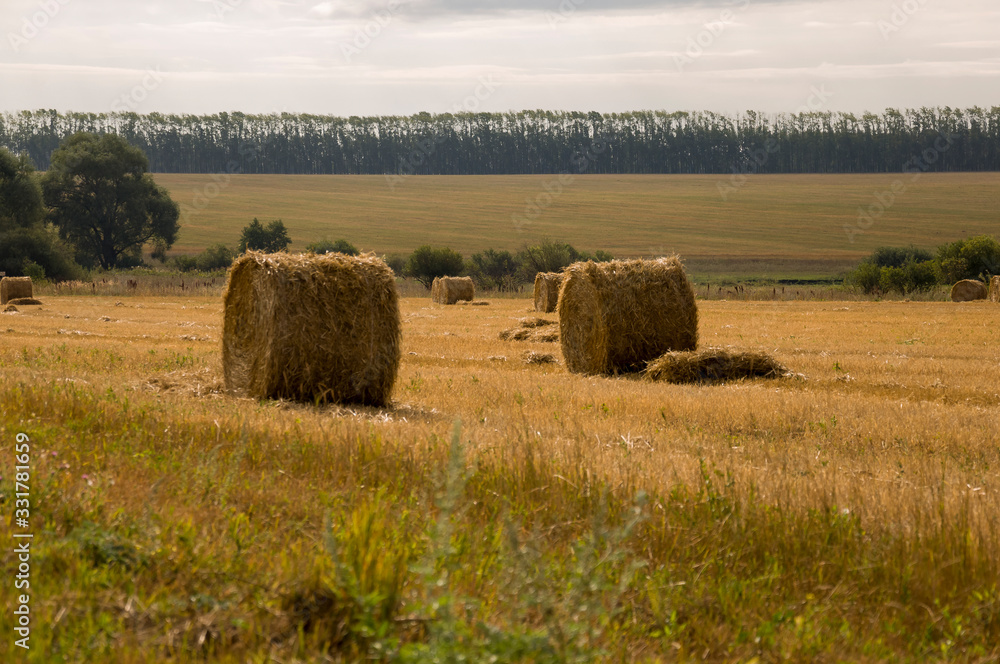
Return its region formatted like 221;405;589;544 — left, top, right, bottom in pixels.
1;294;999;661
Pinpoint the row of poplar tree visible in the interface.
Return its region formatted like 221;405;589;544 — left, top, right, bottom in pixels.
2;107;999;175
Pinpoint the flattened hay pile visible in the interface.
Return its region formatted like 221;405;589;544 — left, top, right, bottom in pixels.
645;348;790;384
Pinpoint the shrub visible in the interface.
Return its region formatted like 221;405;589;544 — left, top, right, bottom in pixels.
306;239;359;256
197;243;235;271
0;224;84;281
468;248;522;292
405;246;464;289
937;235;1000;281
238;218;291;253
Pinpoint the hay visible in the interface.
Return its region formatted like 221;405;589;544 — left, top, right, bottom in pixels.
222;251;401;407
522;350;557;365
558;257;697;375
533;272;563;313
951;279;987;302
3;305;17;313
499;317;558;342
645;348;790;384
431;276;475;305
0;277;32;305
456;300;490;306
989;276;1000;303
7;298;42;305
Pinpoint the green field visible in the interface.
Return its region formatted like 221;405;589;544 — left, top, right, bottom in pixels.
156;173;1000;280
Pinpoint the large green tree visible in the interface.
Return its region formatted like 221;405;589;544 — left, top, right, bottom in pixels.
0;147;81;280
42;133;179;270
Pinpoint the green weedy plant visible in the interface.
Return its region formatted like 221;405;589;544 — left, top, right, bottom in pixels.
396;421;649;663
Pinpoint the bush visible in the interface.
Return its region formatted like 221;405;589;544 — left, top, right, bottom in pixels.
197;243;235;271
405;246;465;288
306;239;359;256
868;245;933;269
468;248;522;292
174;255;199;272
0;224;84;281
238;218;291;253
937;235;1000;281
385;255;406;276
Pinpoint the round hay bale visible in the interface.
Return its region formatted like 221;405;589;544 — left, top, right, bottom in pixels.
432;276;474;305
989;276;1000;303
951;279;987;302
533;272;563;313
1;277;32;305
222;251;401;406
558;257;698;375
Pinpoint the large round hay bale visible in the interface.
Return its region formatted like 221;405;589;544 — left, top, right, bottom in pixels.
533;272;563;313
558;257;698;375
431;276;474;305
951;279;987;302
989;276;1000;303
222;251;401;406
0;277;32;305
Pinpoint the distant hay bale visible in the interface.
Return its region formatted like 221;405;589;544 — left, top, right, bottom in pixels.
558;257;697;375
533;272;563;313
989;276;1000;303
951;279;987;302
222;251;401;407
1;277;32;305
645;348;789;384
431;276;474;305
7;298;41;305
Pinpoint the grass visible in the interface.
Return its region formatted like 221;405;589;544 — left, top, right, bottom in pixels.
155;173;1000;280
1;292;999;662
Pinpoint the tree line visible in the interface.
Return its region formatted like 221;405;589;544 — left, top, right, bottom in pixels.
2;107;999;176
846;237;1000;295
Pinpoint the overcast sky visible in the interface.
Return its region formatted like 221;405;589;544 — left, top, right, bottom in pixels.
2;0;998;116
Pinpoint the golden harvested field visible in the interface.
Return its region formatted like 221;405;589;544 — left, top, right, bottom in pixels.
156;173;1000;280
1;291;999;662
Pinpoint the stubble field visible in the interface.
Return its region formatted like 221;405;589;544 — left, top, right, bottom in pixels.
1;289;998;662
